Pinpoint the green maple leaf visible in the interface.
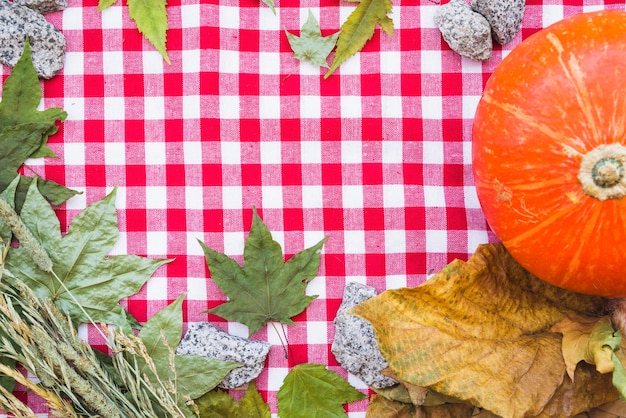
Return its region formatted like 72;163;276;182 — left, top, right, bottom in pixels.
4;180;170;328
277;363;367;417
98;0;169;64
195;381;271;417
134;293;240;416
199;208;327;336
325;0;393;78
286;10;339;68
0;41;78;208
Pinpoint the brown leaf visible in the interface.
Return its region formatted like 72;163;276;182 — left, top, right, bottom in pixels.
581;400;626;417
366;394;475;418
551;314;617;379
352;244;614;418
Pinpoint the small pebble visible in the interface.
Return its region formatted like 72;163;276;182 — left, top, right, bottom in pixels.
13;0;67;15
176;322;272;389
434;0;492;61
472;0;525;45
0;0;66;78
332;282;397;389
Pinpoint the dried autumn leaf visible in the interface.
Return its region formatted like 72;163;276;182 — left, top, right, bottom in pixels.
367;395;475;418
200;208;327;336
286;10;339;68
277;363;366;417
325;0;393;78
551;315;618;379
352;243;618;418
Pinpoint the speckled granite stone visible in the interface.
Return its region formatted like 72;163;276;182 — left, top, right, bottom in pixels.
472;0;525;45
434;0;492;61
176;322;272;389
14;0;67;15
332;282;397;389
0;0;66;78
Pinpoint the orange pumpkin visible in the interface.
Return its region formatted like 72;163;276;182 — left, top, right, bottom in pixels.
472;10;626;297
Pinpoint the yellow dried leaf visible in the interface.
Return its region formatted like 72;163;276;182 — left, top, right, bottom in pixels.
352;244;616;418
551;314;618;379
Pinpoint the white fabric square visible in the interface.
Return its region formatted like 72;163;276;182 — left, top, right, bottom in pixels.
306;321;328;344
542;5;563;27
426;230;448;252
380;51;401;73
104;97;125;120
381;96;402;118
64;98;85;121
180;4;201;28
142;51;164;74
467;230;489;254
420;5;439;29
385;230;406;253
100;6;123;29
463;95;481;119
186;277;208;300
219;6;241;29
146;231;168;255
383;184;405;207
63;143;86;165
341;141;362;164
63;52;83;75
259;52;280;75
144;96;165;120
342;185;363;208
186;233;205;256
301;141;321;164
424;185;446;207
220;95;240;119
185;187;204;209
259;96;281;119
382;141;402;164
262;186;283;208
219;50;240;73
144;142;166;165
421;96;442;119
221;186;243;209
300;95;321;119
146;276;168;299
183;141;203;164
102;51;124;74
421;50;442;73
61;7;83;29
182;49;201;73
145;186;168;209
183;95;201;119
104;142;126;165
340;96;362;118
464;186;482;209
260;141;281;164
302;185;323;208
223;231;245;255
221;142;241;164
267;368;289;391
422;141;444;164
344;230;365;254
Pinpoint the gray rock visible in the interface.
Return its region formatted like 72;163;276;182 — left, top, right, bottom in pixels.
434;0;492;61
0;0;66;79
176;322;272;389
14;0;67;15
332;282;397;389
472;0;525;45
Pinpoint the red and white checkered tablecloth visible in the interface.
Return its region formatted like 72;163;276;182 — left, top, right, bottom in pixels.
3;0;625;415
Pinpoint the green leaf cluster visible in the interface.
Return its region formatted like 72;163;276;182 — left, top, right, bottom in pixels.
0;41;79;209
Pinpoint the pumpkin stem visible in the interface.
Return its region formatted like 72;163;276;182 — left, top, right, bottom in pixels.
578;143;626;200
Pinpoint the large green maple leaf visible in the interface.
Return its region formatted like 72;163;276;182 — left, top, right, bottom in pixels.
98;0;169;64
199;208;327;336
325;0;393;78
133;293;240;416
4;180;170;328
277;363;367;417
0;41;78;208
286;10;339;68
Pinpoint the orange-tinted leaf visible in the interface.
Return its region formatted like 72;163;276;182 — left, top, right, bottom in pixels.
352;244;614;418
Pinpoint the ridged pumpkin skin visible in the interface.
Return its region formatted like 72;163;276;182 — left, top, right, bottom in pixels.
472;11;626;297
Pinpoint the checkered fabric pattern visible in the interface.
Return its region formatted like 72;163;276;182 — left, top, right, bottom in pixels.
2;0;624;416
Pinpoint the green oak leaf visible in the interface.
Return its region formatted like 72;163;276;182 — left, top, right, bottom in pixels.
98;0;170;64
325;0;393;78
200;208;327;336
196;381;271;417
4;182;170;328
134;293;240;416
0;41;78;208
286;10;339;68
277;363;367;417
